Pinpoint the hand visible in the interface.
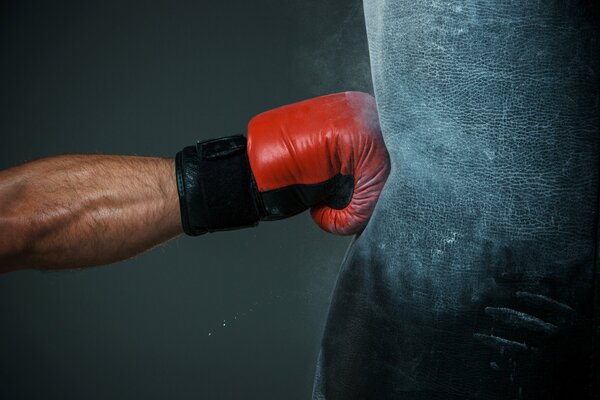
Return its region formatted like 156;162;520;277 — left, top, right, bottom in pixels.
176;91;390;236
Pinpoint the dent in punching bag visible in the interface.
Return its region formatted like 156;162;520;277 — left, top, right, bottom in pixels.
314;1;600;399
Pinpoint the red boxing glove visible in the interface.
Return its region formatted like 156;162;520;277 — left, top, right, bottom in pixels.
176;92;390;236
247;91;390;235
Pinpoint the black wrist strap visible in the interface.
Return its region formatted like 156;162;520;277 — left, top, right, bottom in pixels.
175;135;264;236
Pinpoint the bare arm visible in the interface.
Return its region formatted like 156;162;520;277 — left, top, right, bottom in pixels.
0;155;183;273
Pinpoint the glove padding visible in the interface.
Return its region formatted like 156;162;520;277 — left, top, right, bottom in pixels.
176;91;390;236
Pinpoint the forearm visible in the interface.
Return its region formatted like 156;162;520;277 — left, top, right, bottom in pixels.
0;155;183;273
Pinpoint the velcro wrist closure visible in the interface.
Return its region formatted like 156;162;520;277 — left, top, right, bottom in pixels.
175;135;263;236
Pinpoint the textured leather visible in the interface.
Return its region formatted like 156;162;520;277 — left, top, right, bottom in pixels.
314;1;599;399
248;92;390;235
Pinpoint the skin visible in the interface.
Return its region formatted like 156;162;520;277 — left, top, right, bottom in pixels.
0;155;183;274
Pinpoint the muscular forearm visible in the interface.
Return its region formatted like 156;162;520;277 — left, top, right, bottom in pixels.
0;155;183;273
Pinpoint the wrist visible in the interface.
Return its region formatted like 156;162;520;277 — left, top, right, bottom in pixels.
175;136;263;235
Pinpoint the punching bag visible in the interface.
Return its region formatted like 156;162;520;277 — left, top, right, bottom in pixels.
314;1;599;399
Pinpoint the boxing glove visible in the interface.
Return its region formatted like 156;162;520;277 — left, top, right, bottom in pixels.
175;91;390;236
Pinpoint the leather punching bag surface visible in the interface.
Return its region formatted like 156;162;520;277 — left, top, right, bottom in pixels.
314;1;599;399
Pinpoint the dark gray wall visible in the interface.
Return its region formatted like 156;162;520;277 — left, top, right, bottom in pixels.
0;1;372;399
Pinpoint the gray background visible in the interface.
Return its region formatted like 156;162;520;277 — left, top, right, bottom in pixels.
0;1;372;399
